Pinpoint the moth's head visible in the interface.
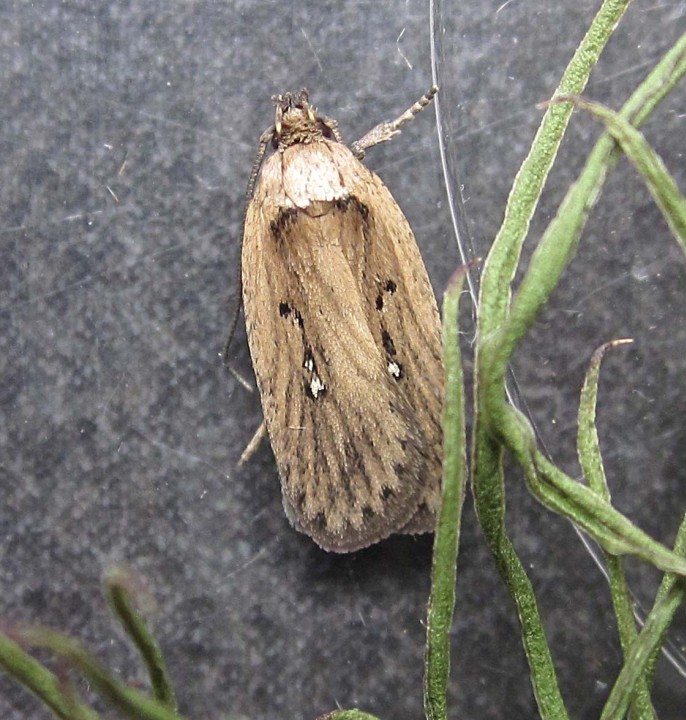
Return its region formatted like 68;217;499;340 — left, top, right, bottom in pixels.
270;89;339;149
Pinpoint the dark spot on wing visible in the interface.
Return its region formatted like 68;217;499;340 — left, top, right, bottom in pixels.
270;207;299;241
279;301;304;328
334;195;370;223
381;328;402;379
352;197;369;221
343;441;365;475
376;279;398;312
381;329;396;356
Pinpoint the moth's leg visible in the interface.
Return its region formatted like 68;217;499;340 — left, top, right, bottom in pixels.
350;85;438;159
225;365;253;392
239;419;268;466
319;115;343;143
222;285;242;367
224;364;263;464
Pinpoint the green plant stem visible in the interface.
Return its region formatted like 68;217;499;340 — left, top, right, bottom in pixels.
317;711;383;720
105;567;177;711
19;627;186;720
557;93;686;252
472;2;632;718
498;406;686;574
477;0;632;338
600;516;686;720
0;632;101;720
484;31;686;395
481;31;686;573
577;340;654;719
423;266;469;720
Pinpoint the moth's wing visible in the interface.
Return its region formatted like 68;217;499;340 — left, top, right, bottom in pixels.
242;149;436;552
335;146;444;533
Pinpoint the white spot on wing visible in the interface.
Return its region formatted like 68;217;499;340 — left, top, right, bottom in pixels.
310;374;326;398
388;360;401;378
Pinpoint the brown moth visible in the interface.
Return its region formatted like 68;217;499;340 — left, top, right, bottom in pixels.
240;87;443;552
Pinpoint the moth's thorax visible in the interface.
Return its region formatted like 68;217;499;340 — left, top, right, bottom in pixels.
259;141;366;212
274;107;326;148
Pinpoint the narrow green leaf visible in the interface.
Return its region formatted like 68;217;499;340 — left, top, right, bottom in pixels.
104;567;177;711
641;516;686;690
317;711;383;720
577;340;633;504
497;404;686;576
558;94;686;253
0;631;100;720
577;340;655;719
18;627;186;720
423;265;469;720
600;515;686;720
471;423;570;720
479;31;686;584
471;5;633;719
477;0;632;339
485;31;686;395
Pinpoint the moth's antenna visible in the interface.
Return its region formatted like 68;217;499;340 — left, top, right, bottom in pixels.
244;126;274;208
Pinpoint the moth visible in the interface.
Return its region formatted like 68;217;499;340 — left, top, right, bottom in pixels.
240;87;443;552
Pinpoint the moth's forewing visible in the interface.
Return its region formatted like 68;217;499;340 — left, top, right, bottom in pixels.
242;135;442;553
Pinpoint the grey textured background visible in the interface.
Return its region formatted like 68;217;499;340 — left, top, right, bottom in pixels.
1;1;685;719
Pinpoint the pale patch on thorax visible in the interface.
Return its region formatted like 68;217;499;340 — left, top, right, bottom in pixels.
280;142;347;209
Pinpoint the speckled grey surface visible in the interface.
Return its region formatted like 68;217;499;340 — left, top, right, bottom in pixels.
1;2;685;719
